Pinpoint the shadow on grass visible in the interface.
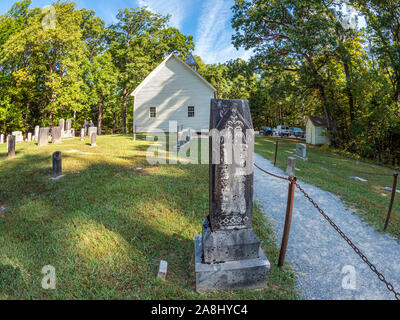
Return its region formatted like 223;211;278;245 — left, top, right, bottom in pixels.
0;264;25;297
0;149;206;299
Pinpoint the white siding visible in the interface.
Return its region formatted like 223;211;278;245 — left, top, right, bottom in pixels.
134;57;215;133
315;127;329;145
306;119;329;145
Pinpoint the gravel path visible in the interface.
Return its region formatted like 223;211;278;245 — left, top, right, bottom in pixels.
253;153;400;300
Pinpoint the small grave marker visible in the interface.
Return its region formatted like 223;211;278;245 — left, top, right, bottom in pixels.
34;126;39;141
7;135;16;159
158;260;168;280
80;128;85;141
51;151;64;180
91;132;97;146
382;187;400;194
351;176;368;182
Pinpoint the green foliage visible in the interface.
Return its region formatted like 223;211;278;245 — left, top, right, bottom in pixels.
0;2;194;135
108;7;194;133
232;0;400;166
1;0;398;165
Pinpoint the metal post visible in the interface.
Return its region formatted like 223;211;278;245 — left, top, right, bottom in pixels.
384;172;398;231
274;141;279;166
278;177;296;267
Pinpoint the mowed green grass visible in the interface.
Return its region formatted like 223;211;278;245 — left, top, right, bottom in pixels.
0;135;298;300
255;136;400;239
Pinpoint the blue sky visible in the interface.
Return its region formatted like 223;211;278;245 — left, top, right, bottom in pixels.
0;0;252;64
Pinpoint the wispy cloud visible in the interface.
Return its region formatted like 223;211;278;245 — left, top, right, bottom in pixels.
137;0;189;29
194;0;251;64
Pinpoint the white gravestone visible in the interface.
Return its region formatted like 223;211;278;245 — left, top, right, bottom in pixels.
88;127;97;138
59;119;65;132
12;131;24;143
34;126;40;141
158;260;168;280
296;143;307;160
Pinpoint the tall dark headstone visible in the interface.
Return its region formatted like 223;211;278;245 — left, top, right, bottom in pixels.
91;132;97;146
52;127;62;144
51;151;64;179
195;99;270;292
7;135;16;159
38;128;49;146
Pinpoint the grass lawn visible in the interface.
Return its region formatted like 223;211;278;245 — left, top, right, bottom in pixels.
0;135;298;300
255;136;400;240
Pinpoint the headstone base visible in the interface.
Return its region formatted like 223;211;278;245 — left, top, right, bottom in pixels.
202;219;260;263
194;235;270;292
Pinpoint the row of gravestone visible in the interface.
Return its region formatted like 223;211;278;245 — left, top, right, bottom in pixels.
0;119;99;146
4;125;97;160
0;119;75;145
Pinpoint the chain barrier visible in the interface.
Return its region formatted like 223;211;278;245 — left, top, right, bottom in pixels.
295;182;400;301
254;162;400;300
254;163;290;181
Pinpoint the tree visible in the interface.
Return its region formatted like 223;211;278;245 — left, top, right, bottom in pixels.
108;7;194;134
232;0;346;145
2;2;88;128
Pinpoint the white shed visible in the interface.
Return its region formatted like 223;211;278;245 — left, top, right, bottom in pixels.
306;116;330;145
131;54;217;133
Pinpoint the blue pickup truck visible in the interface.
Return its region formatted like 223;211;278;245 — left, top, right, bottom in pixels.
260;126;273;136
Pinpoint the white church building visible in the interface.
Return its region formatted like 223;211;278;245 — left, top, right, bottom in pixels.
131;54;217;133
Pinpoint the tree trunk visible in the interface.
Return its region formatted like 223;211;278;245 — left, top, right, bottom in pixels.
49;111;54;128
317;84;339;147
97;99;103;136
343;61;355;123
49;90;57;128
122;88;128;134
25;101;30;135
